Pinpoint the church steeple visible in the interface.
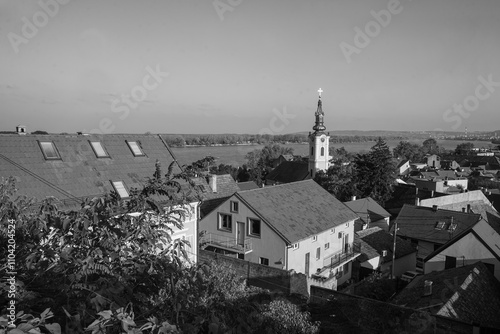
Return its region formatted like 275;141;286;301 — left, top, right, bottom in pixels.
308;88;330;178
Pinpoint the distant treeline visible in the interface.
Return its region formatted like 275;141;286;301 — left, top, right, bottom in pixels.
162;133;409;147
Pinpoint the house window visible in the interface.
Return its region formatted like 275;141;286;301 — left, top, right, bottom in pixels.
230;201;239;213
218;213;232;232
325;242;330;250
293;243;299;250
346;222;349;227
248;218;261;237
344;263;349;274
126;141;145;156
445;256;456;269
90;141;110;158
38;141;61;160
111;181;129;199
321;147;324;156
448;223;457;232
259;257;269;266
435;221;446;230
312;235;317;242
316;247;321;260
331;228;335;234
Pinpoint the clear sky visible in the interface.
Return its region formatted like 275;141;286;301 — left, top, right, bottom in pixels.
1;0;499;134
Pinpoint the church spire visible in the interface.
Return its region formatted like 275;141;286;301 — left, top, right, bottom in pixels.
313;88;326;133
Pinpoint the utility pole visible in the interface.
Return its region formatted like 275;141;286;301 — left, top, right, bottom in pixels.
391;220;397;279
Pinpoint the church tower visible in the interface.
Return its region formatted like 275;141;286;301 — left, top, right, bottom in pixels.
308;88;330;178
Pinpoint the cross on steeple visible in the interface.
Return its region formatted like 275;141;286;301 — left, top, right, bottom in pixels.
318;88;323;98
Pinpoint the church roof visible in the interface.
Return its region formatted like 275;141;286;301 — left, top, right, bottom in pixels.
235;180;358;243
265;161;310;184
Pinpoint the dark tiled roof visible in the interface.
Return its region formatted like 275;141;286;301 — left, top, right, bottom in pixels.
193;174;240;217
394;205;482;245
419;170;458;180
236;181;259;191
391;262;500;329
396;159;409;169
344;197;390;223
487;193;500;212
265;161;310;184
236;180;359;243
356;227;416;263
0;134;182;206
384;184;444;214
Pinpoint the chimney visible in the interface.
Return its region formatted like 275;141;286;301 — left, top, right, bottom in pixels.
351;195;356;201
208;175;217;193
415;197;420;206
16;125;27;135
424;280;433;296
431;190;434;198
467;204;471;213
462;207;466;213
432;205;438;212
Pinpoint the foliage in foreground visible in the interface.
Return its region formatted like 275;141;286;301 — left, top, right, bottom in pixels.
0;165;319;333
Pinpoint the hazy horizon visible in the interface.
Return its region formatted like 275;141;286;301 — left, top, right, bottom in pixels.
2;0;500;134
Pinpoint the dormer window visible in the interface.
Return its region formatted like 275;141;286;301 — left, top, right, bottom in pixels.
111;181;129;199
90;141;110;158
448;222;457;232
38;141;61;160
126;141;145;157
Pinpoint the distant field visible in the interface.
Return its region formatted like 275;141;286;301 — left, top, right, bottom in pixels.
171;139;494;167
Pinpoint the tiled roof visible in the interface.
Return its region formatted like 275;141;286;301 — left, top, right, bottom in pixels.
236;180;359;244
395;159;409;169
384;184;444;214
419;170;458;180
356;227;416;263
195;174;240;217
236;181;259;191
265;161;310;184
394;204;482;245
0;134;182;207
391;262;500;329
344;197;390;223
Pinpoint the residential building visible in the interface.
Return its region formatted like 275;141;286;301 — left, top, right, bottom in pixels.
196;174;241;218
391;262;500;330
393;204;483;273
395;159;410;176
424;219;500;280
0;131;199;263
355;227;416;280
199;180;360;286
344;197;391;232
426;154;441;169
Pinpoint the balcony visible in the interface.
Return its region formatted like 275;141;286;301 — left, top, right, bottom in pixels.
200;232;252;254
322;242;361;270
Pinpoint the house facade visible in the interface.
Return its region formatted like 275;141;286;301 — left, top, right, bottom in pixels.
344;197;391;232
199;180;360;285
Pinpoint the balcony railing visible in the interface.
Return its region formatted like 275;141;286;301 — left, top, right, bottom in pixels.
322;242;361;269
200;232;252;253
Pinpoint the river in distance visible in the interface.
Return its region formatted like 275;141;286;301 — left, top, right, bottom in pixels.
171;139;494;167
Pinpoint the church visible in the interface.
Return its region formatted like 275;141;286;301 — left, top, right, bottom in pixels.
266;89;331;185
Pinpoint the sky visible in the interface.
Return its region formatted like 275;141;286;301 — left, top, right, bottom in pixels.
1;0;500;134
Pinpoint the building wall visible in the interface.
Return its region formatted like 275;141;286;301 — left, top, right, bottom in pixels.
170;202;198;264
286;219;355;275
199;194;287;269
425;232;500;280
380;252;416;277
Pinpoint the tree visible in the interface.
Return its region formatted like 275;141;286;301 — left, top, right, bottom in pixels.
393;141;424;162
314;165;355;202
32;130;49;135
454;142;474;155
0;163;199;331
244;144;294;186
422;138;439;155
353;138;396;205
